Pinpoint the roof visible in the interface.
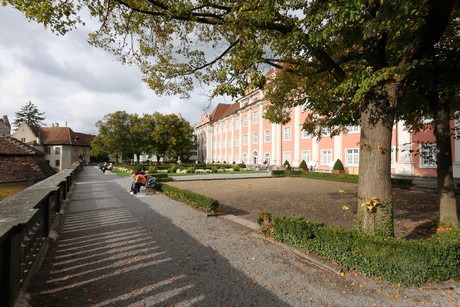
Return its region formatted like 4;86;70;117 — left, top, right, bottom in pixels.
0;136;56;183
0;135;44;155
39;127;94;146
209;103;233;122
220;102;240;119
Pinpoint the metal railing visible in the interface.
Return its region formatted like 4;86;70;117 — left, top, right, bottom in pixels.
0;166;80;307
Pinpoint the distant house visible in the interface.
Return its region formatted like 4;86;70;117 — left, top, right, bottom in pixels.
0;115;11;135
0;135;56;199
11;122;94;171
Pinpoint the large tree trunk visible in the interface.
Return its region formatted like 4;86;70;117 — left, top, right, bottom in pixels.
357;88;395;236
434;103;459;228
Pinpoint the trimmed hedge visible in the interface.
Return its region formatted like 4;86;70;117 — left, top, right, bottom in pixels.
158;183;218;213
262;216;460;286
272;170;413;187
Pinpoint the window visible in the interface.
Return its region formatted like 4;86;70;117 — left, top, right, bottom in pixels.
44;146;51;154
283;151;291;164
283;127;291;141
235;154;239;163
253;97;259;103
253;151;259;164
242;153;247;163
235;136;239;147
55;160;60;167
346;125;360;134
243;115;248;127
302;129;310;139
321;149;332;165
228;138;232;147
236;119;240;130
420;144;437;168
253;111;259;124
264;153;271;165
253;132;258;144
55;147;61;155
345;148;359;166
301;150;311;163
20;137;26;142
321;127;331;136
243;134;248;145
264;130;271;143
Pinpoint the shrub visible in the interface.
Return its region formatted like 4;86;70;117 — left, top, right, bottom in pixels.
298;159;308;169
262;215;460;286
159;183;218;212
211;166;219;173
148;165;157;173
187;166;196;173
333;159;344;170
232;165;241;171
168;164;178;173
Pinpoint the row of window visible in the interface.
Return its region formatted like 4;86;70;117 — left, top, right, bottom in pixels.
211;145;437;168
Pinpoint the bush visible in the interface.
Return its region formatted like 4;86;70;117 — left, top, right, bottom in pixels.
148;165;157;173
298;159;308;169
168;164;178;173
211;166;219;173
187;165;196;173
159;183;218;212
333;159;344;170
263;215;460;286
232;165;241;171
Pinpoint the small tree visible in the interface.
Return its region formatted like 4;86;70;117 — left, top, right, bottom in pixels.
283;160;291;170
298;160;307;170
13;101;46;128
333;159;345;171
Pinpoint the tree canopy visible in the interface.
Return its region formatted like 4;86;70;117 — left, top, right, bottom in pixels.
13;100;46;128
91;111;196;163
6;0;458;233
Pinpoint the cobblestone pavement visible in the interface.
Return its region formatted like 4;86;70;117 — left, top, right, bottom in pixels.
24;167;460;306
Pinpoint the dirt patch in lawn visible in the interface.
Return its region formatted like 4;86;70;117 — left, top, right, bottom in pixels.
167;177;459;239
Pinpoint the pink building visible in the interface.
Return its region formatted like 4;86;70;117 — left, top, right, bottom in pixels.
195;89;460;177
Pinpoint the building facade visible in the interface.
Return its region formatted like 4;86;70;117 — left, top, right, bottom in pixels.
0;115;11;136
195;88;460;178
11;122;94;171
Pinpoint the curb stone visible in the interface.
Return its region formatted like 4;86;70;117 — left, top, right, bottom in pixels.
217;214;343;276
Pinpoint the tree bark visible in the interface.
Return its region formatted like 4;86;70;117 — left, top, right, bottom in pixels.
434;102;459;228
357;86;395;236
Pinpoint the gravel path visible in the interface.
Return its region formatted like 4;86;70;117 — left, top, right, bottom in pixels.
25;167;460;306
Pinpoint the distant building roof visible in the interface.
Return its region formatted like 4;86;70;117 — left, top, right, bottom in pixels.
39;127;93;146
0;135;56;183
0;115;11;136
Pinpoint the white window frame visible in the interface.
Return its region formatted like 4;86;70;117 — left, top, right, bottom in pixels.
243;115;248;127
283;126;291;141
301;150;311;163
235;136;239;147
243;134;248;145
264;130;271;143
345;148;359;166
321;149;332;165
346;125;360;134
301;129;310;139
253;132;258;144
242;153;247;163
252;151;259;164
264;153;271;165
420;144;437;168
253;110;259;124
321;127;331;136
283;151;291;164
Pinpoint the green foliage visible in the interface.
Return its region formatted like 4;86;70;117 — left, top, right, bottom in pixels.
333;159;344;171
283;160;290;166
186;165;195;173
168;164;178;173
13;100;46;128
232;165;241;171
265;216;460;286
148;165;157;173
159;183;218;213
211;166;219;173
298;160;307;169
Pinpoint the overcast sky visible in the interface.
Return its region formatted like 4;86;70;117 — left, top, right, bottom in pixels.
0;5;226;135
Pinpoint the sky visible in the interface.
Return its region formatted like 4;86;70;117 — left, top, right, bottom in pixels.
0;5;226;135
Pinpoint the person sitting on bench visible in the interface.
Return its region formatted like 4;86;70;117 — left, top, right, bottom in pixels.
130;170;147;195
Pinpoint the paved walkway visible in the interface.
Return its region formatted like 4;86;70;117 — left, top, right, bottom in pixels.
24;166;459;306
